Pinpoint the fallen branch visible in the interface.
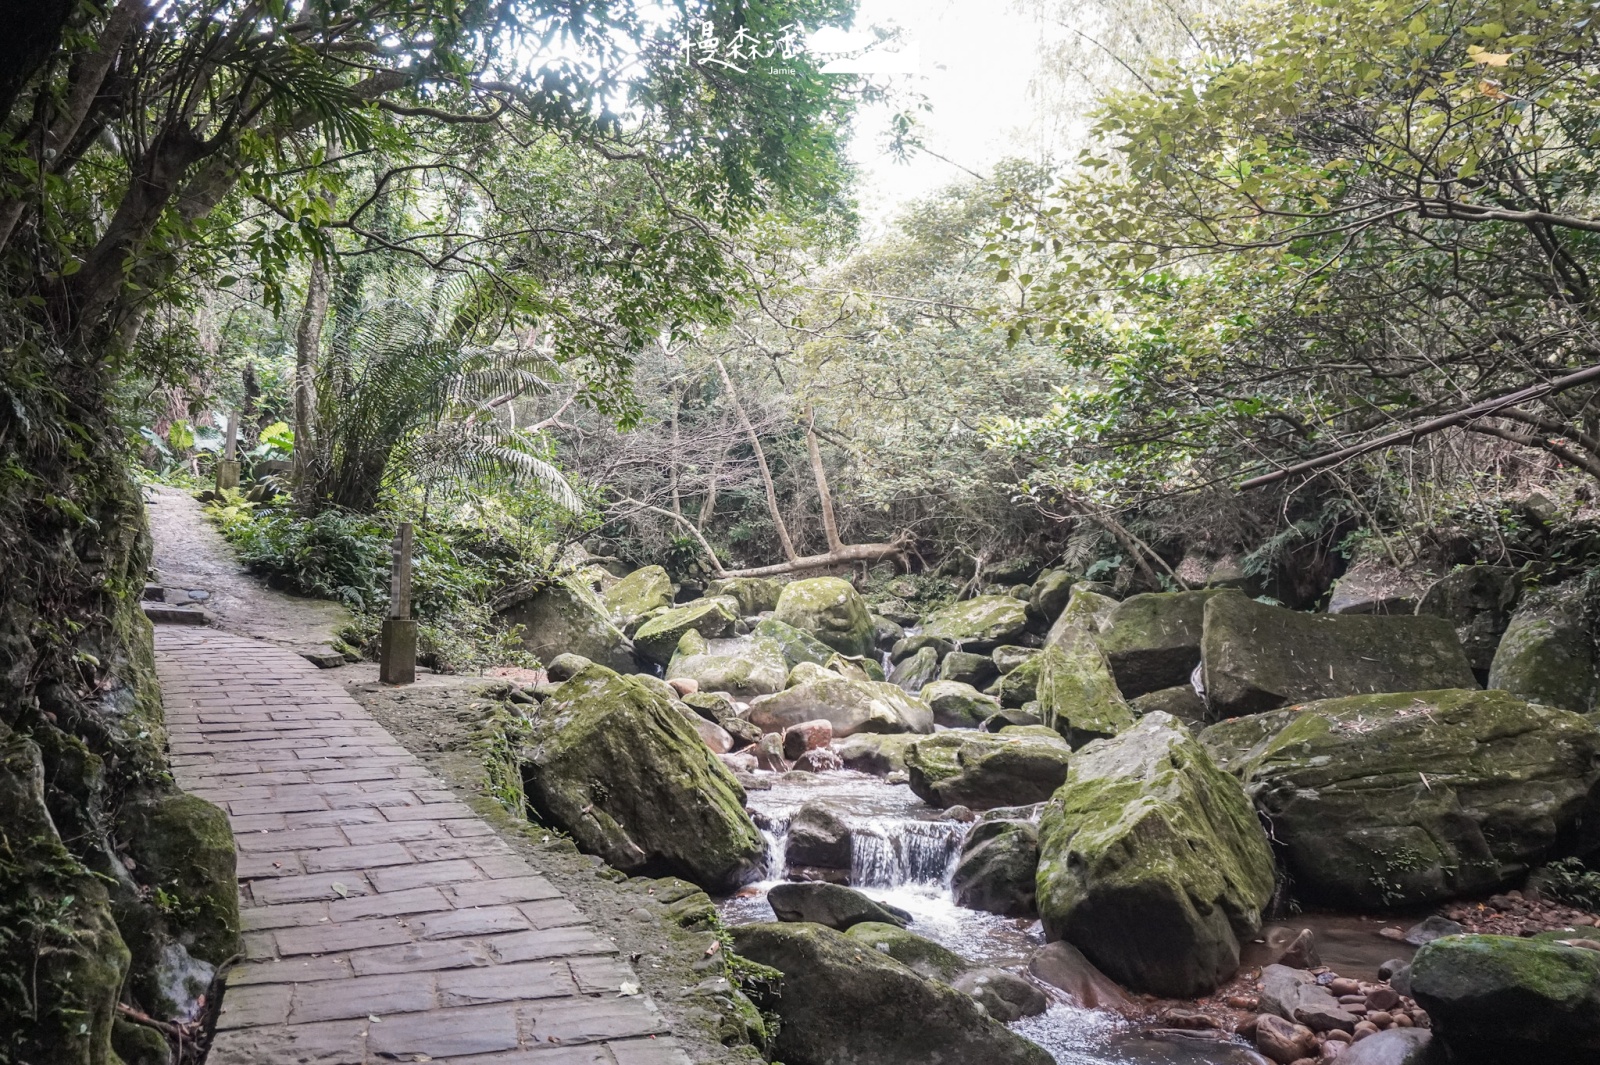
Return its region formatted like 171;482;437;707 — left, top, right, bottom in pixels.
613;497;727;577
720;536;911;579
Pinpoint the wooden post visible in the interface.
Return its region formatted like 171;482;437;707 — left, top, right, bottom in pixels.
379;522;417;684
215;410;241;491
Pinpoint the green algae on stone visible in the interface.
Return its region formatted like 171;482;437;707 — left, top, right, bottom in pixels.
1488;581;1599;714
118;792;241;965
987;650;1043;707
921;679;1002;729
748;669;933;737
845;921;969;982
1034;633;1136;749
752;617;837;670
952;818;1040;917
708;576;788;615
1045;585;1120;648
522;664;765;891
1036;712;1275;998
633;597;739;665
921;594;1029;651
503;577;639;671
772;577;876;657
905;729;1072;810
887;645;940;692
602;565;674;629
1095;589;1229;697
666;633;788;697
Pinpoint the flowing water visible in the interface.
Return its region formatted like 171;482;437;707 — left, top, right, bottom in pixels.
718;769;1272;1064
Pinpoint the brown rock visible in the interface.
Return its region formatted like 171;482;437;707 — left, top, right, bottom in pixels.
1320;1041;1345;1060
1325;1030;1352;1044
1027;941;1137;1015
1364;987;1400;1011
1256;1014;1317;1064
668;677;700;696
794;747;843;772
1366;1010;1392;1028
1157;1008;1220;1030
782;719;833;760
1328;978;1361;996
1278;927;1322;969
1352;1021;1379;1041
755;732;789;772
1391;1013;1412;1027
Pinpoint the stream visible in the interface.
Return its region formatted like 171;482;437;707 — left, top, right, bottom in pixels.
716;769;1273;1065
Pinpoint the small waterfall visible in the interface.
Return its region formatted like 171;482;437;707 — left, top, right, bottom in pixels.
849;818;969;888
760;817;790;880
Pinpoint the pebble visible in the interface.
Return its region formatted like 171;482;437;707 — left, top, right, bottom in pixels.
1352;1020;1379;1041
1366;1010;1392;1027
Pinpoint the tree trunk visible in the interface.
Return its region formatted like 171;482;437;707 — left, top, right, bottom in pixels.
715;357;797;561
698;443;724;532
668;387;683;517
291;254;331;506
720;539;908;579
806;404;843;553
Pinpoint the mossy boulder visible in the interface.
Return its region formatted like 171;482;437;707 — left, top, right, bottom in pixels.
834;732;921;775
773;577;876;658
887;645;940;692
632;597;739;666
1027;569;1077;631
922;679;1002;729
844;921;968;982
826;652;885;683
952;818;1040;917
1034;632;1137;749
987;650;1043;708
729;922;1055;1065
921;595;1029;651
1045;585;1119;648
939;649;998;688
1130;683;1209;727
666;632;788;698
1416;565;1522;677
503;577;638;672
1234;688;1600;908
753;617;836;670
1202;592;1477;718
1036;712;1276;997
1327;560;1429;615
601;565;673;629
1411;934;1600;1063
118;792;240;974
522;664;765;891
1488;582;1599;714
708;575;788;615
748;669;933;737
906;729;1072;810
1095;589;1229;698
891;633;954;664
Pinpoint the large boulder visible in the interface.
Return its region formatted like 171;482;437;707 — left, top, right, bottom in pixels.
987;651;1043;707
1202;593;1476;718
785;802;853;876
752;617;836;669
921;595;1029;652
1027;569;1077;631
666;631;788;698
1415;565;1521;678
1488;582;1599;714
773;577;876;658
1035;712;1276;997
844;922;968;982
1130;683;1209;727
522;664;765;891
766;882;910;930
601;564;673;630
1232;688;1600;908
747;669;933;738
888;645;940;693
632;597;738;666
906;729;1072;810
728;922;1055;1065
707;575;787;615
834;732;920;775
1327;560;1428;616
952;818;1040;916
1034;632;1137;749
1045;585;1119;648
1411;934;1600;1064
1095;589;1228;698
922;679;1001;729
939;649;998;688
502;578;638;672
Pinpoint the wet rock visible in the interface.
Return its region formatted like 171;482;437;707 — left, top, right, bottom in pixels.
1488;581;1600;714
905;730;1072;810
845;921;967;981
921;595;1030;652
754;732;789;772
940;649;999;688
707;576;787;615
1034;630;1137;749
987;650;1044;707
1027;941;1137;1013
1097;589;1230;698
1201;594;1476;718
503;578;639;672
1334;1028;1436;1065
893;633;956;664
730;922;1055;1065
603;565;674;630
785;802;852;873
747;667;933;738
782;720;833;761
833;732;920;776
952;967;1048;1021
793;747;843;773
922;679;1002;729
1036;713;1276;997
1233;688;1600;908
1275;928;1322;970
1131;683;1210;727
633;597;739;666
1414;566;1520;679
666;631;788;697
523;664;765;891
766;882;911;931
1256;1014;1318;1064
951;819;1039;917
1411;933;1600;1063
753;617;837;670
1403;916;1463;947
773;577;876;658
872;614;906;652
888;645;941;692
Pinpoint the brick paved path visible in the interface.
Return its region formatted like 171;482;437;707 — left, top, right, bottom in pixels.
156;627;690;1065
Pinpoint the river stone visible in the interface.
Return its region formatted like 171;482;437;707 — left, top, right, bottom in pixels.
892;633;954;664
632;597;739;666
1045;585;1119;648
987;651;1043;707
1327;561;1429;616
1202;593;1477;718
666;632;788;698
1415;565;1521;677
707;576;787;615
767;882;911;930
922;679;1002;729
503;577;638;672
888;645;940;692
906;730;1072;810
785;801;852;874
753;617;836;670
1027;941;1138;1013
952;968;1049;1022
523;664;764;891
951;818;1039;916
825;652;885;683
1334;1028;1436;1065
1034;632;1137;749
940;650;999;688
1096;589;1229;697
1236;688;1600;908
872;614;906;651
117;792;240;966
1028;570;1078;631
1036;712;1276;997
1130;683;1209;727
921;595;1030;652
602;565;673;629
748;670;933;737
993;645;1037;674
1411;934;1600;1063
1488;581;1599;714
845;921;967;981
833;732;920;776
773;577;876;658
729;922;1055;1065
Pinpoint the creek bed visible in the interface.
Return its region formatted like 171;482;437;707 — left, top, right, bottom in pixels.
717;769;1269;1064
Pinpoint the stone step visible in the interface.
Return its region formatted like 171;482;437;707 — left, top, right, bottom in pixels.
142;602;209;625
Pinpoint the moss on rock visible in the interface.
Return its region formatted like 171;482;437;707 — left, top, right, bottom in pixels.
118;792;240;965
748;671;933;737
751;617;836;670
504;577;638;671
845;922;969;982
922;680;1002;729
602;565;674;629
633;597;739;666
666;634;788;698
1095;589;1228;698
708;576;788;615
1488;581;1599;714
906;730;1072;810
1034;633;1136;749
772;577;875;658
921;595;1029;651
